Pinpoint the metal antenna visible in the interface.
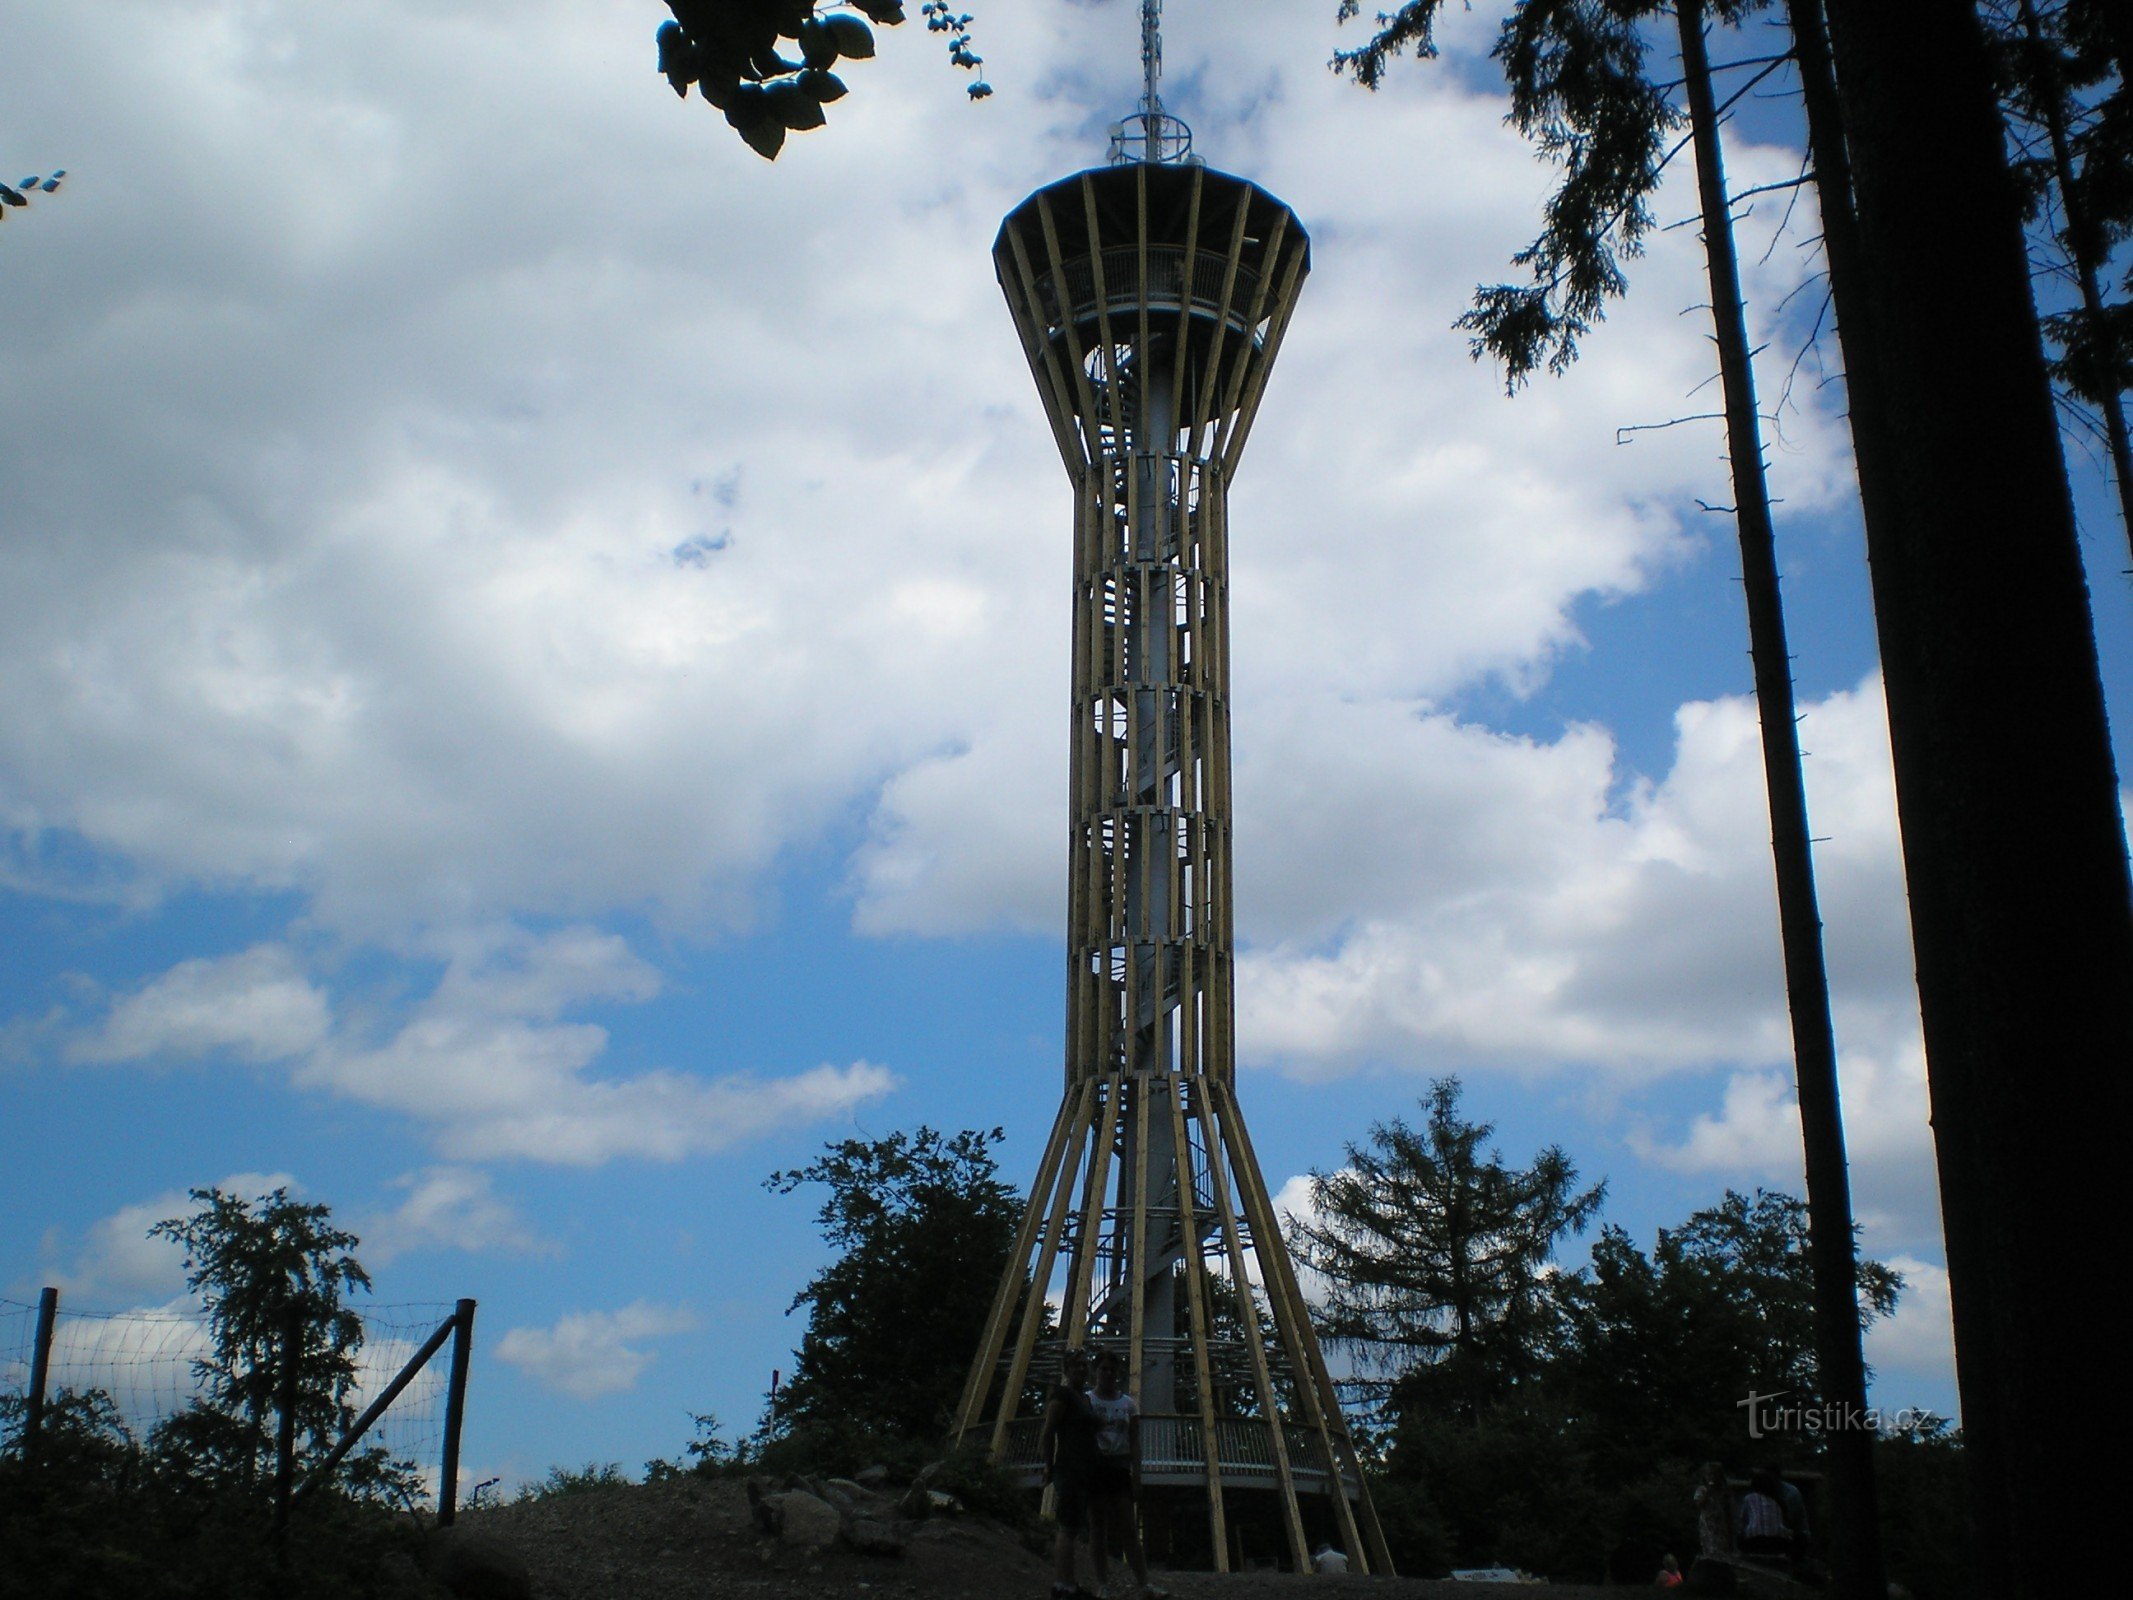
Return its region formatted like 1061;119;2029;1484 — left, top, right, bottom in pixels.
1109;0;1192;164
1140;0;1163;157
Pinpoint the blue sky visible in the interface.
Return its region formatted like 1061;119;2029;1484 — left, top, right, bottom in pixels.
4;0;2128;1492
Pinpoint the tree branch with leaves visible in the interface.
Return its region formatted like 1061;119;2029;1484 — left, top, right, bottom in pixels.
655;1;987;160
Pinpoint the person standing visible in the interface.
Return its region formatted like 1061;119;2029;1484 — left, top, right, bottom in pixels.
1694;1462;1736;1561
1739;1468;1792;1564
1039;1349;1100;1600
1086;1350;1166;1599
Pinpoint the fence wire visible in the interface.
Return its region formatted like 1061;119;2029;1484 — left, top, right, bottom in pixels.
0;1294;459;1507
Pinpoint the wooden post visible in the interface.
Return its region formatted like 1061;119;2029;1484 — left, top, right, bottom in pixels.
22;1286;57;1466
438;1298;476;1525
1165;1078;1229;1568
991;1078;1098;1460
954;1096;1081;1442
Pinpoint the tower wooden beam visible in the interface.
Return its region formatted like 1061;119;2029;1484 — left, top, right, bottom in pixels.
962;153;1389;1575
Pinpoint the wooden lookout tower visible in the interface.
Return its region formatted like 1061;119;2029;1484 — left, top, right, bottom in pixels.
951;4;1391;1575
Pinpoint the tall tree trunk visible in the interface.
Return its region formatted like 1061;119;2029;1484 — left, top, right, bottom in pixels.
1675;11;1883;1597
1801;1;2133;1590
2014;0;2133;564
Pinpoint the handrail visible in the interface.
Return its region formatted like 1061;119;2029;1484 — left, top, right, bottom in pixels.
1033;247;1265;339
998;1412;1360;1491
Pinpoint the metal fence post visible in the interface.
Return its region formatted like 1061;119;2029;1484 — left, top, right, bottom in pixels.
22;1287;57;1465
437;1298;475;1525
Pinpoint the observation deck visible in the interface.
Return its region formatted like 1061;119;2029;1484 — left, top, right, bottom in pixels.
994;161;1310;472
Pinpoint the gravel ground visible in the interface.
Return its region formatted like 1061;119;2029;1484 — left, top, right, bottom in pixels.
457;1479;1632;1600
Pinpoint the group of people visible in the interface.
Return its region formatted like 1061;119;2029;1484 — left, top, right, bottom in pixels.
1646;1467;1817;1595
1667;1460;1815;1583
1039;1348;1169;1600
1735;1465;1814;1571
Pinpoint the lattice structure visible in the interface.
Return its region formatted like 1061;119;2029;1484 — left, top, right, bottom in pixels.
953;156;1392;1574
0;1294;454;1505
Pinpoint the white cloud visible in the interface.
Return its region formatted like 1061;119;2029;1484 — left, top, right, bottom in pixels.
0;0;1989;1459
1864;1255;1956;1413
46;1171;299;1306
45;1197;193;1306
1631;1009;1942;1259
62;926;897;1165
300;927;897;1163
495;1301;698;1402
356;1168;554;1265
1268;1170;1335;1305
12;1299;215;1436
1228;676;1912;1085
0;0;1854;959
67;945;330;1066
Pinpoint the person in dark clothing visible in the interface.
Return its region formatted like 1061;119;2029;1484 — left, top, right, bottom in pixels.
1738;1467;1791;1563
1038;1349;1098;1600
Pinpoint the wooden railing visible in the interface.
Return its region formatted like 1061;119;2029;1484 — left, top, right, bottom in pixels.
998;1413;1359;1495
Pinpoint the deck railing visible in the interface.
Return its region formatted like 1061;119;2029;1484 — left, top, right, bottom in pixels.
1032;248;1266;341
998;1413;1359;1496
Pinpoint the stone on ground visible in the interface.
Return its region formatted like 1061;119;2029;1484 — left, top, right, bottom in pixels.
774;1488;843;1551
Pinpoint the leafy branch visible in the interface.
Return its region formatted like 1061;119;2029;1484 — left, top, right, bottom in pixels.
655;2;987;161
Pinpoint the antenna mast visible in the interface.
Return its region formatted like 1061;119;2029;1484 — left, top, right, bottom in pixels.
1141;0;1163;157
1109;0;1192;164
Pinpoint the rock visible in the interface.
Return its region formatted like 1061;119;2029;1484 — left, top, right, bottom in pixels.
854;1464;890;1488
825;1476;874;1505
776;1489;843;1551
913;1458;948;1488
817;1479;860;1517
421;1526;531;1600
896;1483;934;1521
746;1477;782;1536
927;1489;961;1514
843;1514;909;1556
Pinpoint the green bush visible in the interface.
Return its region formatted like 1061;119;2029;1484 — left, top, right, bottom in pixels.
925;1440;1037;1530
516;1461;632;1500
0;1449;429;1599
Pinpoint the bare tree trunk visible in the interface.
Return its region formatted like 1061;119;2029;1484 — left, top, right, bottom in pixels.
1675;10;1883;1597
1800;1;2133;1590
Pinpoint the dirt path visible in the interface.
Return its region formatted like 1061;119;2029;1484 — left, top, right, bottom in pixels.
459;1479;1627;1600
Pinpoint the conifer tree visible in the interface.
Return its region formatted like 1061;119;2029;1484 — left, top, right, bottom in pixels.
1288;1077;1603;1421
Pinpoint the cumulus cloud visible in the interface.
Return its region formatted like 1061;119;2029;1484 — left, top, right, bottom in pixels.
45;1171;298;1306
300;927;896;1163
67;946;330;1066
0;0;1852;960
63;927;897;1165
495;1301;698;1401
356;1168;555;1265
1632;1014;1942;1256
1227;676;1911;1085
1863;1255;1956;1410
7;1300;217;1434
0;0;1975;1436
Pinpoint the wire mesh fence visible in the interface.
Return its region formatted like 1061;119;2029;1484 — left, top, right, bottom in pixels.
0;1291;467;1513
